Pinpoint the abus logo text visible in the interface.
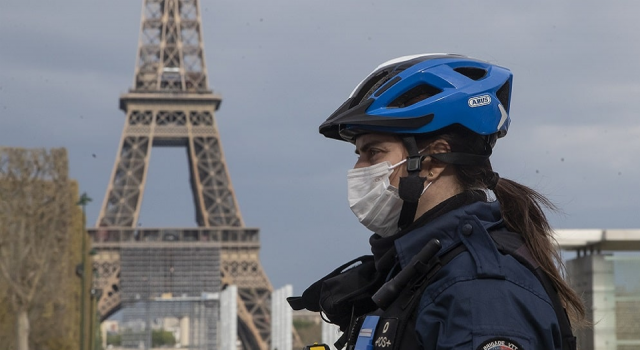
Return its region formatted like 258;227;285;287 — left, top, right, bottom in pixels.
468;95;491;107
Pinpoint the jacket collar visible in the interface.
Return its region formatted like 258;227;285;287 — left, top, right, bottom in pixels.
394;199;503;268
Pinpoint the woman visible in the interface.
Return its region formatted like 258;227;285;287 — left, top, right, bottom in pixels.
305;54;585;350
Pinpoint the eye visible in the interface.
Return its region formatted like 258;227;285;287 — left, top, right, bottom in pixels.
354;148;380;158
368;148;385;160
354;144;387;165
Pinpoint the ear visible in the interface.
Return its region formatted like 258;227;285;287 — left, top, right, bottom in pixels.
422;139;451;181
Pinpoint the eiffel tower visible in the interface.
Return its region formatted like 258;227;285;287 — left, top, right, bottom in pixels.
88;1;272;349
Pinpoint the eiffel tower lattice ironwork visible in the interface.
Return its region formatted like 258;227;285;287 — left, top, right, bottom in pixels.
89;1;273;349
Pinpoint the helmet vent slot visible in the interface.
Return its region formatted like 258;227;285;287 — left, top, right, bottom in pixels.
350;71;389;108
454;67;487;81
388;84;442;108
496;80;511;111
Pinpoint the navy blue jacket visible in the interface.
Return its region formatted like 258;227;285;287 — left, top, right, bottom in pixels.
393;200;563;349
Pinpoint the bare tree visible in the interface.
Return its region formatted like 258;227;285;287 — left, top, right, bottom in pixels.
0;148;72;350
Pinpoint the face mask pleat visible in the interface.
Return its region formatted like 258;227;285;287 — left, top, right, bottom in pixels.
347;161;403;237
346;147;433;237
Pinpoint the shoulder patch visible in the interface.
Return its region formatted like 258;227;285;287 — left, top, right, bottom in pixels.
478;338;523;350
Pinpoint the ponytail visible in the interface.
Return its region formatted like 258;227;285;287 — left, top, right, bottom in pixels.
417;126;586;328
492;177;586;327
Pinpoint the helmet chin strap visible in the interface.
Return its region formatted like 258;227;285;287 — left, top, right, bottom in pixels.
397;136;426;230
396;135;493;230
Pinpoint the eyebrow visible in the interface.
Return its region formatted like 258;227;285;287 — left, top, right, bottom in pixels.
355;140;384;155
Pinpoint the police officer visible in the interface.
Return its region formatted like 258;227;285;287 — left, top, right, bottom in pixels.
314;54;585;350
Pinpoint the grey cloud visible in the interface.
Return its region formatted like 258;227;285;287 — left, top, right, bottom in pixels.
2;0;640;292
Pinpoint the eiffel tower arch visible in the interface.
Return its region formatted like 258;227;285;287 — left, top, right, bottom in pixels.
88;1;272;349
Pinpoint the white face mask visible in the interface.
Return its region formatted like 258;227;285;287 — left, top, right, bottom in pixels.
347;160;432;237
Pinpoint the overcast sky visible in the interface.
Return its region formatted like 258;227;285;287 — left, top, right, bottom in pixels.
1;0;639;295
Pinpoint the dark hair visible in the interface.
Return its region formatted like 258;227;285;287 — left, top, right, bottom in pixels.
417;126;586;327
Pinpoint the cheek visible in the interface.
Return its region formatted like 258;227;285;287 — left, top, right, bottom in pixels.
386;150;408;167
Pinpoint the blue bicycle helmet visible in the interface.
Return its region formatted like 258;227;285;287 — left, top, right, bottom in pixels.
319;53;513;143
320;54;513;230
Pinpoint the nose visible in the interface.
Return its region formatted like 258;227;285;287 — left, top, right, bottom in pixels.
353;163;367;169
353;158;370;169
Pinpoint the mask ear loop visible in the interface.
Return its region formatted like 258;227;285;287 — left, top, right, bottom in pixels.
388;146;428;170
388;158;407;170
421;181;432;195
419;148;434;197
